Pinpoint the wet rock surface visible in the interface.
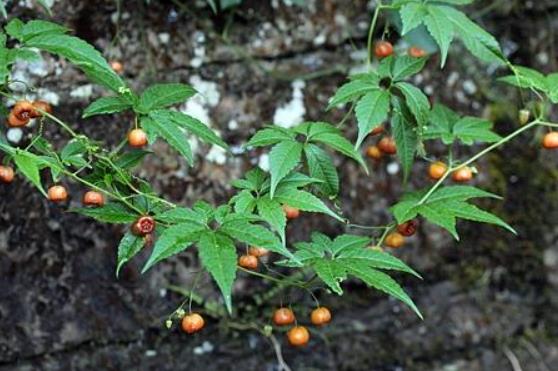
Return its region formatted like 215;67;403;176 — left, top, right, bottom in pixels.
1;0;558;370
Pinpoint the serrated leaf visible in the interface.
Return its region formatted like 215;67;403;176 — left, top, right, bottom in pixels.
327;77;379;109
14;151;45;196
445;201;516;234
116;231;144;277
354;90;391;149
424;103;459;142
198;231;237;314
304;143;339;197
232;189;257;214
156;207;207;225
396;82;430;127
114;150;151;169
142;222;206;272
391;112;418;181
313;259;346;295
392;56;428;81
343;262;422;318
417;202;459;239
83;96;132;118
13;20;67;42
274;188;343;222
400;2;427;35
26;33;125;93
142;115;193;164
310;131;367;170
151;110;227;149
452;117;501;144
246;127;295;147
256;196;287;244
424;6;454;67
293;121;342;139
268;140;303;198
337;248;421;278
71;203;138;223
330;234;370;255
137;83;196;113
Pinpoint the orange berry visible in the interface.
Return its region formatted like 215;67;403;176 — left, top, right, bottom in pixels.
385;232;405;248
366;145;383;160
12;101;38;120
310;307;332;326
397;220;418;237
7;111;29;127
32;100;53;116
542;132;558;149
273;308;296;326
283;205;300;220
239;254;258;270
131;216;156;236
452;166;473;183
377;137;397;155
128;129;148;148
428;161;448;180
287;326;310;347
248;246;269;258
110;61;124;74
48;185;68;202
181;313;205;334
408;46;426;58
374;41;394;58
0;165;14;183
82;190;105;207
370;125;385;136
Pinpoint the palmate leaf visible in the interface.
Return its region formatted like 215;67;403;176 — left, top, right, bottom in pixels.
310;130;367;170
390;186;513;240
274;187;343;222
137;83;196;113
327;75;379;109
268;140;303;198
313;259;346;295
246;127;295;147
231;189;257;214
142;115;193;164
392;56;428;81
354;90;391;149
198;231;237;314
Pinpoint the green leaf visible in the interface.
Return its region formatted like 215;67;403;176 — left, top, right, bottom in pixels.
232;189;257;214
419;202;459;239
83;96;132;118
198;231;237;314
400;2;427;35
246;127;295;147
35;0;53;15
114;150;151;169
354;90;391;148
25;33;125;93
151;110;228;149
0;2;6;20
142;222;206;272
156;207;207;225
14;151;45;196
337;248;421;278
268;140;303;198
343;262;422;319
304;144;339;197
330;234;370;255
71;203;138;223
499;66;548;91
142;115;193;164
452;117;502;144
0;33;9;82
392;56;428;81
391;112;418;182
137;83;196;113
395;82;430;126
327;77;379;109
446;201;516;234
274;188;343;222
424;5;454;67
116;231;145;277
424;103;459;143
256;196;287;244
12;20;67;42
310;131;367;169
313;259;346;295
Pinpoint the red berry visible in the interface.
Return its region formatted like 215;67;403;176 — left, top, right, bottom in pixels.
273;308;296;326
128;129;148;148
0;165;14;183
397;220;418;237
542;132;558;149
374;41;394;58
131;216;155;236
181;313;205;334
48;185;68;202
82;191;105;207
7;111;29;127
452;167;473;183
408;46;426;58
32;100;53;116
310;307;332;326
283;205;300;220
12;101;38;120
370;125;385;136
378;137;397;155
287;326;310;347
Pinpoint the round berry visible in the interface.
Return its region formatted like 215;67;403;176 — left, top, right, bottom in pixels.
0;165;14;184
7;111;29;127
310;307;332;326
273;308;296;326
366;145;383;160
32;100;53;116
378;137;397;155
239;254;258;270
110;60;124;74
452;167;473;183
131;215;155;236
128;129;148;148
248;246;269;258
82;190;105;207
385;232;405;248
542;132;558;149
287;326;310;347
48;185;68;202
428;161;448;180
408;46;426;58
283;205;300;220
518;109;530;125
397;220;418;237
12;101;38;120
374;41;394;59
181;313;205;334
370;125;385;136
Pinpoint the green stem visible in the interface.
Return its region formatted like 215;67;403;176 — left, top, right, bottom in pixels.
366;1;383;67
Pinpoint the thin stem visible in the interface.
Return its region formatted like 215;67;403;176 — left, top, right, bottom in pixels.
366;1;383;67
